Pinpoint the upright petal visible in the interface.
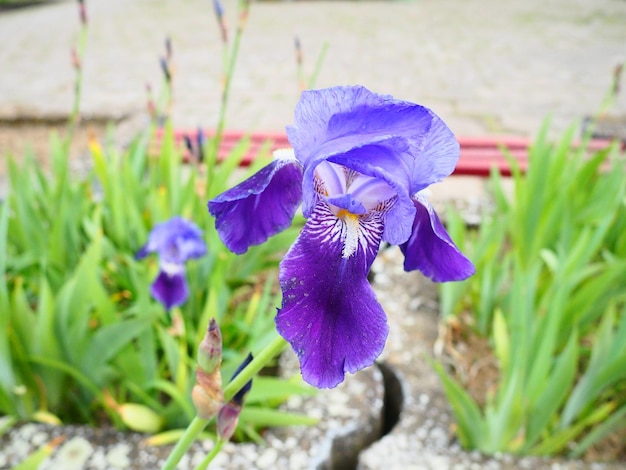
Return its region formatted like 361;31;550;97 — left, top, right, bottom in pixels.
286;85;393;160
400;196;475;282
326;144;416;245
288;86;457;183
208;159;303;254
276;202;388;388
409;110;460;194
136;217;206;264
151;269;189;310
288;85;459;229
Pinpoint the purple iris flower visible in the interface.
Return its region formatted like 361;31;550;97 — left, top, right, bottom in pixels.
136;217;207;310
208;85;475;388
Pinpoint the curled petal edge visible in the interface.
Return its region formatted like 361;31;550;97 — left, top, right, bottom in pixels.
208;159;303;254
400;196;475;282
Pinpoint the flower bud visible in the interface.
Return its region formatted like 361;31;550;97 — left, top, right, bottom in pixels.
117;403;164;433
216;401;241;441
192;363;223;419
197;318;222;374
216;353;253;440
77;0;87;26
191;380;222;420
160;56;171;83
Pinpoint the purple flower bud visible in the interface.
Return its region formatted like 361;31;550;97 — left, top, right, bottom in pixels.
197;318;222;374
160;56;171;83
294;36;302;65
71;47;81;70
229;353;253;406
77;0;87;25
196;127;205;163
216;401;240;441
216;353;253;440
213;0;224;19
165;36;173;60
183;135;194;154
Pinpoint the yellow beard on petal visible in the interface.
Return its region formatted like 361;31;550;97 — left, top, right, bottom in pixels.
337;209;360;259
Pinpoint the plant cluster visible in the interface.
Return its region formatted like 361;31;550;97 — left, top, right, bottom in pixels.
0;120;316;438
438;123;626;458
1;0;328;452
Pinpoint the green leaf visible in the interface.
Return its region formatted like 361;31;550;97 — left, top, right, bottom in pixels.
239;406;319;428
432;361;486;448
12;435;65;470
569;403;626;459
492;309;510;372
246;376;316;405
524;330;579;449
80;315;155;383
529;402;614;456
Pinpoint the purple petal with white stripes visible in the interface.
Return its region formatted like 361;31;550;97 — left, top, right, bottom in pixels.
276;202;388;388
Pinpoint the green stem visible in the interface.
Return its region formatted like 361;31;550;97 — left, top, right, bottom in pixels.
66;23;89;148
160;334;287;470
223;335;287;401
193;438;225;470
206;0;250;197
161;416;209;470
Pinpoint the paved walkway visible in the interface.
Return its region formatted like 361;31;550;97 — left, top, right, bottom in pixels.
0;0;625;139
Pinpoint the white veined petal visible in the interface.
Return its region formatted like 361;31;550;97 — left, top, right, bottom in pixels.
315;161;347;196
349;175;396;210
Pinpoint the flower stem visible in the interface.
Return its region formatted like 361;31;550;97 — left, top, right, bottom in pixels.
160;334;287;470
192;438;225;470
66;22;88;148
205;0;251;197
161;416;209;470
223;335;287;401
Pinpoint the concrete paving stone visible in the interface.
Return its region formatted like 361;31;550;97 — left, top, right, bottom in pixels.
0;0;625;138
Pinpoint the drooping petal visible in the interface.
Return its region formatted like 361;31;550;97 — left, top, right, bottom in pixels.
208;159;303;254
276;202;389;389
151;269;189;310
400;196;475;282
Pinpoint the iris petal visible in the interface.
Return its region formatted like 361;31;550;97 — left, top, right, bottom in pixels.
208;159;303;254
400;196;475;282
136;217;206;264
151;269;189;310
327;144;416;245
287;85;460;219
276;202;388;388
325;194;366;215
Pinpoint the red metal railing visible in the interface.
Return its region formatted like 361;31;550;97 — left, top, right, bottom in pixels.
156;130;616;177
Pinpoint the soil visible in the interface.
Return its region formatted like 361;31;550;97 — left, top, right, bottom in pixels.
0;119;109;162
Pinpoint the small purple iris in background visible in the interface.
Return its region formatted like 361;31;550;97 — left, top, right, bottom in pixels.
137;217;207;310
209;85;475;388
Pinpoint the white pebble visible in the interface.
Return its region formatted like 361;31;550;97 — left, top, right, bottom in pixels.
106;443;131;468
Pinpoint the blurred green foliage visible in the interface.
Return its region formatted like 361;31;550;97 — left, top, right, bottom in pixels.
437;123;626;457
